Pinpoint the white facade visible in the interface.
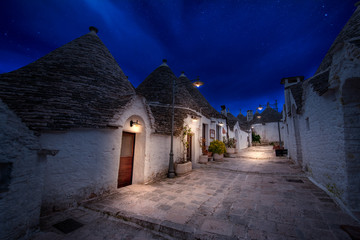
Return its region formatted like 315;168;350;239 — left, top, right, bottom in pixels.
39;95;154;213
283;38;360;215
228;122;251;150
0;101;44;240
251;122;285;144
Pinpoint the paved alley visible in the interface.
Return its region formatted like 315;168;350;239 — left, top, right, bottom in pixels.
33;146;359;240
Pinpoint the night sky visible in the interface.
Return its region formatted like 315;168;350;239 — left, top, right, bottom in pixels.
0;0;357;116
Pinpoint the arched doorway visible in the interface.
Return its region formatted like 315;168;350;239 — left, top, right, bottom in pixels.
118;116;146;187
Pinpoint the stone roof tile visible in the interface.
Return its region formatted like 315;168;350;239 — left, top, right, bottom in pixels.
289;83;304;114
0;29;135;131
308;70;330;96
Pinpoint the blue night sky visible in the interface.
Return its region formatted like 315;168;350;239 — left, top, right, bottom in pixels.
0;0;357;116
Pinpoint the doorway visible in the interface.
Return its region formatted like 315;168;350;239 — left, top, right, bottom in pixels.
118;132;135;188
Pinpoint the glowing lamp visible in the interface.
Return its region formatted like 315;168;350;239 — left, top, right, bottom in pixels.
193;81;204;88
130;120;140;127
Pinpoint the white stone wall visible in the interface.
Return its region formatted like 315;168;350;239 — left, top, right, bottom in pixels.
40;96;153;213
40;129;121;213
299;83;347;202
251;122;285;144
283;39;360;212
0;100;44;240
228;123;250;150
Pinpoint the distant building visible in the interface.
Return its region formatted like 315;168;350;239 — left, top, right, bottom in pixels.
220;107;251;150
252;103;284;144
282;4;360;220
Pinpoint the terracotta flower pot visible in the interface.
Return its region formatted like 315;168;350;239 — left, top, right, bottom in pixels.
213;153;223;161
226;148;236;154
199;155;208;164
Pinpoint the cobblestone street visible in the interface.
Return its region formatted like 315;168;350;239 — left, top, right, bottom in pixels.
33;146;359;240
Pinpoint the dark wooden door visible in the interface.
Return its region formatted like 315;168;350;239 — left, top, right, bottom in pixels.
118;132;135;188
186;134;192;161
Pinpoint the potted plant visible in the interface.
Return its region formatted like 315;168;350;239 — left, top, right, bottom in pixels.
199;137;208;164
175;125;193;175
223;137;237;154
208;140;226;161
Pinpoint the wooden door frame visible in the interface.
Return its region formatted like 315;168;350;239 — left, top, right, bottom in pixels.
118;131;135;188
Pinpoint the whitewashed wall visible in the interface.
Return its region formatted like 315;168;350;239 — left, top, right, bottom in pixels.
0;100;44;240
40;96;152;213
228;122;250;150
251;122;285;144
298;81;347;202
283;39;360;213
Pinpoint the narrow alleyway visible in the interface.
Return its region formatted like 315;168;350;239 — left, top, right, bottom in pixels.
33;146;359;240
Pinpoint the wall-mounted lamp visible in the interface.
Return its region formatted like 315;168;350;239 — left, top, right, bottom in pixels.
130;120;140;127
257;116;261;119
258;104;263;111
191;116;198;122
218;122;224;127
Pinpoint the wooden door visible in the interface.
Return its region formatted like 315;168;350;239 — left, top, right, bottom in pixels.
186;134;192;161
118;132;135;188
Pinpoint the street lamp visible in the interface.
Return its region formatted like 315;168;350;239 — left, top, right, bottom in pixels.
168;74;204;178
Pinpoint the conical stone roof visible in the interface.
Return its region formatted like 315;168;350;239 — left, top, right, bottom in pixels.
178;73;224;119
136;61;201;135
237;112;247;122
226;112;239;131
0;27;135;131
259;106;282;123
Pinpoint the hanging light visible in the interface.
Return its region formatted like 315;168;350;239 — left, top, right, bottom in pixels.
130;120;140;127
191;116;198;122
192;76;204;88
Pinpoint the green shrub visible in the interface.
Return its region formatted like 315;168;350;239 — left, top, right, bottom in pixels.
208;140;226;154
252;132;261;143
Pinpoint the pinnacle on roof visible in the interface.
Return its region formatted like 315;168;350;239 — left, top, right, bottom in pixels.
0;27;135;131
89;26;98;33
160;59;169;67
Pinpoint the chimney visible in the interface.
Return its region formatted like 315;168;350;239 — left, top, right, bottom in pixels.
179;71;186;77
247;110;253;122
280;76;304;88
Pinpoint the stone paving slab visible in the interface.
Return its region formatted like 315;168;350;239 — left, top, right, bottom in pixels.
35;146;360;239
31;207;170;240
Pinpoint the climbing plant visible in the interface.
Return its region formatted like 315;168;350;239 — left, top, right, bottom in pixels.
179;125;192;162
